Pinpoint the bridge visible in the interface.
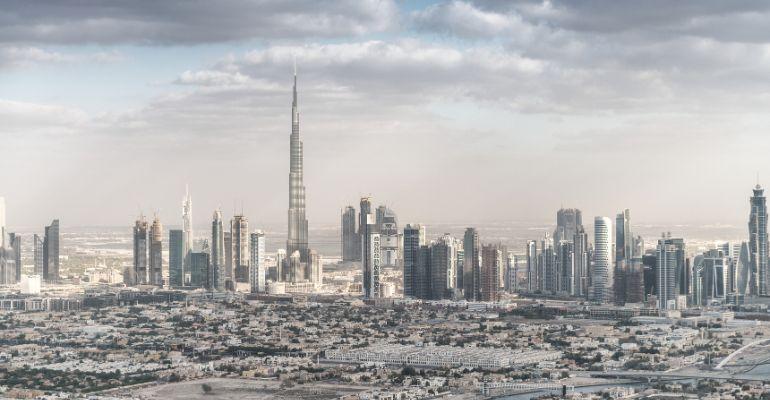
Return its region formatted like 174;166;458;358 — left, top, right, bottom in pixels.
590;370;769;383
715;338;770;370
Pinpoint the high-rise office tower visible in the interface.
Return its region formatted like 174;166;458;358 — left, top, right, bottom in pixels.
737;241;752;295
526;240;538;292
190;252;209;288
132;216;148;285
540;233;556;292
692;249;729;306
615;209;632;263
276;249;286;281
657;233;686;309
341;206;358;262
378;206;400;268
149;216;163;286
231;215;250;283
224;231;233;289
554;208;582;244
309;249;322;287
287;67;309;263
573;227;590;297
169;229;184;287
591;217;613;303
8;233;21;283
429;234;457;300
358;197;373;261
403;224;425;298
556;240;574;293
182;185;193;281
33;234;43;276
210;210;225;291
43;219;60;283
624;259;645;304
481;244;501;302
287;250;302;283
749;184;768;296
362;213;380;299
250;230;266;293
456;247;465;291
463;228;480;301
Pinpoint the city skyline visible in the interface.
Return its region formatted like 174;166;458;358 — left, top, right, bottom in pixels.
5;2;770;227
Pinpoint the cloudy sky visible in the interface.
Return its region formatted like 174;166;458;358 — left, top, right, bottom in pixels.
2;0;770;229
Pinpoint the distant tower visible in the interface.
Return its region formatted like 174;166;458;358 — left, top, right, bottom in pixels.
231;215;250;283
250;230;266;293
657;234;686;309
341;206;357;262
481;244;501;302
591;216;613;303
182;185;193;278
43;219;60;283
287;66;309;262
526;240;538;292
132;216;149;285
463;228;480;301
615;209;632;264
149;216;163;286
33;234;44;276
430;234;457;300
749;184;768;296
359;197;373;261
169;229;184;287
210;210;225;291
362;212;380;299
378;207;400;268
403;224;425;298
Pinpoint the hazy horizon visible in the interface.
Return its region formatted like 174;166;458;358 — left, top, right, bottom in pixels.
3;1;770;228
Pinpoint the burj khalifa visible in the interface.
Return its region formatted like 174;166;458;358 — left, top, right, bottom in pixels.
287;66;309;262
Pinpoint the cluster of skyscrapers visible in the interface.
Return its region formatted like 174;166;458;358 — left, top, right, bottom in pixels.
0;197;60;285
128;69;320;293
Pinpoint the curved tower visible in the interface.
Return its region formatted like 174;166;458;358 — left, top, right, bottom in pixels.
287;66;309;261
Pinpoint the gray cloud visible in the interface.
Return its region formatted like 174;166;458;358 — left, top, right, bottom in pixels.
0;0;398;45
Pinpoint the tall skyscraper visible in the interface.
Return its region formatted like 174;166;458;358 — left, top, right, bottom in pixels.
43;219;60;283
463;228;481;301
132;216;148;285
224;231;233;289
656;234;686;309
359;197;373;261
210;210;225;291
231;215;249;283
481;244;501;302
556;240;574;293
591;216;613;303
573;227;590;297
182;185;193;280
749;184;768;296
362;213;380;299
169;229;184;287
540;233;557;292
341;206;358;262
403;224;425;298
526;240;537;292
190;252;209;288
287;67;309;263
378;206;400;268
309;249;323;287
554;208;582;244
429;234;457;300
33;234;43;276
149;216;163;286
276;249;286;281
250;230;266;293
8;233;21;283
615;209;632;263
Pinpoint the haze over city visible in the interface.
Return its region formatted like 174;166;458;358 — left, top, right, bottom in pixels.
3;1;770;227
